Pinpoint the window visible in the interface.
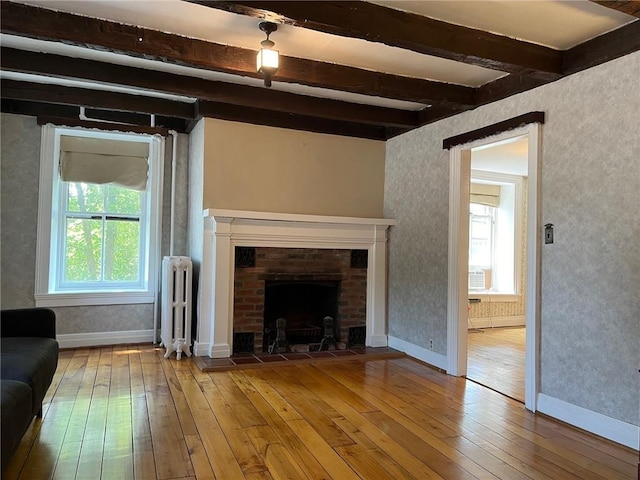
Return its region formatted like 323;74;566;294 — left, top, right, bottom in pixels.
60;182;144;288
35;126;164;306
468;172;523;297
469;203;494;271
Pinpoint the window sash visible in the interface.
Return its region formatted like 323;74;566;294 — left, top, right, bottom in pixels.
57;181;148;291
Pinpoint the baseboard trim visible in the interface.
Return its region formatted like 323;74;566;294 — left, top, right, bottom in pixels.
57;329;156;349
192;341;210;357
209;343;231;358
388;335;448;370
367;333;389;348
468;315;525;329
537;393;639;450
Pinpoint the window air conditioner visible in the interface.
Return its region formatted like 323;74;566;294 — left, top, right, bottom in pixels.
468;270;486;290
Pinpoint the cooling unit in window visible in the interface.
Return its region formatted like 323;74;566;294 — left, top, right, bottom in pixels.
468;270;487;290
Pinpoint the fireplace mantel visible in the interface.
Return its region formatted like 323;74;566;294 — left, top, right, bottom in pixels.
195;209;395;358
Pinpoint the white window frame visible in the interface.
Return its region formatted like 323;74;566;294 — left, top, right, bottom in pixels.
468;170;524;302
35;125;164;307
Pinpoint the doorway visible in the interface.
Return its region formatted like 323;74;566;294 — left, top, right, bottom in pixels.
446;122;541;412
466;138;528;402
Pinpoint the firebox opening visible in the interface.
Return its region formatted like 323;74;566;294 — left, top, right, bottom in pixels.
263;280;339;351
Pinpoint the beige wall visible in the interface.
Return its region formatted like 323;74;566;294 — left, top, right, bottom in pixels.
202;119;386;218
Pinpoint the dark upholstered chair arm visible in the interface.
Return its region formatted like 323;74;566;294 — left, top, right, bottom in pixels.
1;308;56;339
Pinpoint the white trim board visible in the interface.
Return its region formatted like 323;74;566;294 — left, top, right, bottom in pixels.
388;336;448;371
468;315;525;329
57;329;156;349
537;393;640;450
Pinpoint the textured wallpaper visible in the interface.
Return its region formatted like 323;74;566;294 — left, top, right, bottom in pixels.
385;52;640;425
0;114;190;335
1;114;41;308
385;126;450;353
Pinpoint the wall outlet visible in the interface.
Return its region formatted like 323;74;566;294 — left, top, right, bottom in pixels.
428;339;434;350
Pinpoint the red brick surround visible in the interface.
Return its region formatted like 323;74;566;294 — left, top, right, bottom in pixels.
233;248;367;353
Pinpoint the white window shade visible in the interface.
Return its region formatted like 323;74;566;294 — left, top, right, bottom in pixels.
60;135;149;191
470;183;500;207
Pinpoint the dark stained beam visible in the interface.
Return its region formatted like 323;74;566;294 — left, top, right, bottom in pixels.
442;112;545;150
0;99;186;133
418;105;472;126
475;74;548;106
0;48;419;128
0;1;474;108
37;116;173;136
563;18;640;75
196;101;386;140
194;1;563;78
590;1;640;18
2;99;78;119
1;79;195;118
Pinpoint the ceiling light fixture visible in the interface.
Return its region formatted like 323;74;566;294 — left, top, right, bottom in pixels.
256;22;279;88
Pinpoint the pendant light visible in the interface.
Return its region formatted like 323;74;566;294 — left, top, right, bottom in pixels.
256;22;279;88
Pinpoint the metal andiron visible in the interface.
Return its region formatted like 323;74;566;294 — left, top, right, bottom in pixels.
319;316;337;351
268;317;288;354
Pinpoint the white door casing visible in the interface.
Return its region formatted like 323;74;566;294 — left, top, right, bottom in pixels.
446;123;541;412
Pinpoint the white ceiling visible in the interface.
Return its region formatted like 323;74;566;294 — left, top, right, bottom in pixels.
7;0;636;110
373;0;634;49
472;136;529;176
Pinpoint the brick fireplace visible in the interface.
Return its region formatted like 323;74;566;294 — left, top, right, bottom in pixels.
195;210;395;358
233;247;368;353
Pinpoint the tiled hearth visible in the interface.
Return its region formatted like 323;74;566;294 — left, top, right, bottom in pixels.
193;346;404;372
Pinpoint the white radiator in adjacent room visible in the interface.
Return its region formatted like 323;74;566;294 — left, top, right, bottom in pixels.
161;256;193;360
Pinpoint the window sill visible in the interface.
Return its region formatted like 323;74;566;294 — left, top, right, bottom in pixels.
468;293;520;303
35;291;155;307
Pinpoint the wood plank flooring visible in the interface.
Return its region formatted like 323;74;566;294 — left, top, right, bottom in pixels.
467;327;525;402
3;344;636;480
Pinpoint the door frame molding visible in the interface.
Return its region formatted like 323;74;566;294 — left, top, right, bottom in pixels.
446;122;542;411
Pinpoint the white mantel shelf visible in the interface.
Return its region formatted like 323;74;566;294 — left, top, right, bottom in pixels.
195;209;396;358
204;209;396;226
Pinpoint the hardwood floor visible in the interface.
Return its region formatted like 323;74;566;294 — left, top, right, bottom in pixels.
4;344;636;480
467;326;526;402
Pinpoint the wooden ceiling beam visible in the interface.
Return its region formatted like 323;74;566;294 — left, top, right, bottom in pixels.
0;1;474;108
562;18;640;75
0;48;418;129
195;0;563;78
0;99;187;133
0;79;196;119
590;1;640;18
196;101;387;140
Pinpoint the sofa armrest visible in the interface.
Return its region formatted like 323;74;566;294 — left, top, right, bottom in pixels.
1;308;56;339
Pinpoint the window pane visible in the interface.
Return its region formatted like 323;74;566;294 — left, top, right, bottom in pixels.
104;219;140;281
67;183;104;214
106;185;141;214
470;239;491;267
64;218;102;282
469;203;494;269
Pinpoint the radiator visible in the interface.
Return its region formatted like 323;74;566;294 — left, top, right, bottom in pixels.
161;256;193;360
